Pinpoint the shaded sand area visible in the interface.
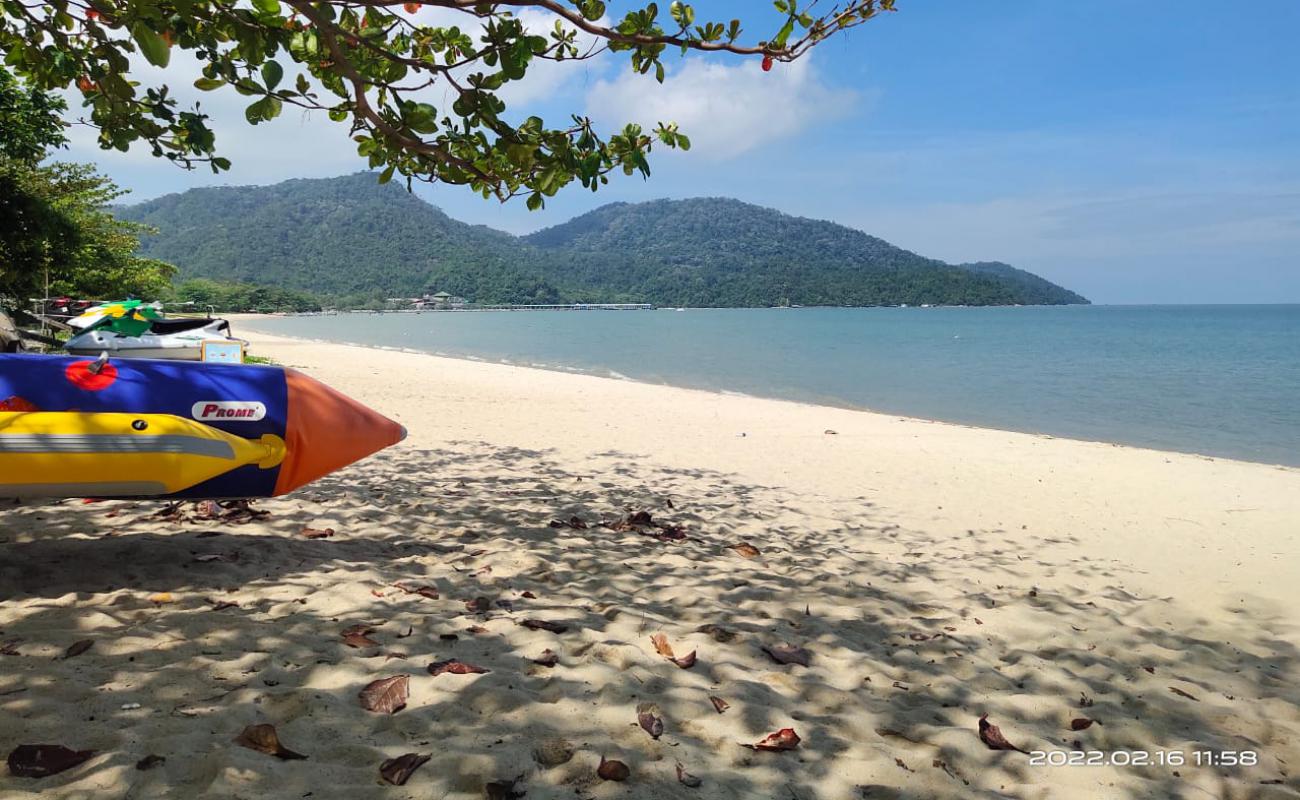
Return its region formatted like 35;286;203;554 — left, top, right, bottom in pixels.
3;330;1299;799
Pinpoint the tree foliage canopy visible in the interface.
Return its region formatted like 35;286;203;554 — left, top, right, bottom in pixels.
0;0;895;206
0;66;175;303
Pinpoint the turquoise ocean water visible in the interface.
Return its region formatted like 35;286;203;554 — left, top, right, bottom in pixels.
242;306;1300;467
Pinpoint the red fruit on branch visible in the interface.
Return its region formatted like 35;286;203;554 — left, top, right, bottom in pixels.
403;2;420;12
85;9;100;20
762;55;774;72
76;76;96;92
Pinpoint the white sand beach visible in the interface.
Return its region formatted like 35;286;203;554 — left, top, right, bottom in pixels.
2;328;1298;799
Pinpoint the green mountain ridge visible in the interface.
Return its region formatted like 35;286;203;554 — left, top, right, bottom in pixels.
119;172;1088;307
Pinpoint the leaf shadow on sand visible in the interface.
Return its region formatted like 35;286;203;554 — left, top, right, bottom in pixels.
1;443;1297;799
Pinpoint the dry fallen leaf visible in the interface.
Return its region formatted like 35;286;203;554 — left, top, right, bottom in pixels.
650;633;675;659
1069;718;1095;731
379;752;430;785
343;630;380;649
730;542;761;559
1169;686;1199;701
549;516;588;529
709;696;730;714
61;640;93;660
597;756;630;782
465;597;491;613
745;728;801;752
393;582;439;599
147;592;173;605
206;598;239;611
300;526;335;539
520;591;537;599
676;762;702;788
532;649;559;668
520;619;568;633
672;650;697;669
0;638;21;656
359;675;410;714
978;714;1027;753
233;724;307;760
427;660;490;676
6;744;96;778
762;643;811;667
636;703;664;739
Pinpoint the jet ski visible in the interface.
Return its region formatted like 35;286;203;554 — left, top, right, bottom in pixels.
65;315;243;360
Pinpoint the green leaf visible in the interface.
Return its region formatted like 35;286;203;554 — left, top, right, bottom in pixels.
212;156;232;171
251;0;281;14
131;23;171;68
774;18;795;47
193;77;226;91
378;164;396;184
244;96;282;124
261;61;283;91
676;133;691;151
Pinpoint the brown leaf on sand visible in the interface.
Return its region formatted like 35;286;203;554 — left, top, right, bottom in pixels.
393;582;439;599
300;526;335;539
744;728;801;752
650;632;696;668
762;643;811;667
709;696;730;714
485;776;526;799
379;752;430;786
672;650;697;669
520;619;568;633
1169;686;1199;701
233;724;307;760
636;703;664;739
978;714;1028;753
730;542;761;559
521;591;537;599
650;632;675;659
532;649;560;667
1070;718;1096;731
428;659;490;677
597;756;630;781
61;639;93;660
359;675;409;714
676;762;702;788
342;623;375;637
6;744;96;778
343;631;380;649
465;597;491;613
0;638;21;656
549;516;588;529
207;598;239;611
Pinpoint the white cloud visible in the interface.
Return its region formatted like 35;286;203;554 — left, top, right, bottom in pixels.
585;55;859;158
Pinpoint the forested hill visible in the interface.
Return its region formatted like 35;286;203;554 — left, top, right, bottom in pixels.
524;198;1089;307
119;173;1088;307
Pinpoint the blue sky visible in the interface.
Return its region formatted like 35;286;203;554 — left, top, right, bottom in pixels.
62;1;1299;303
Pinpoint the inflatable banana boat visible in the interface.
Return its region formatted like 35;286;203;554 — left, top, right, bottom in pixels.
0;354;405;499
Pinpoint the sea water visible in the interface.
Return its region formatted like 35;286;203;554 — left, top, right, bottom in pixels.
242;305;1300;467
